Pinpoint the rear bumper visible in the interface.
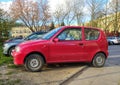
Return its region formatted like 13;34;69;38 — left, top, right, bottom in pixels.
106;50;109;58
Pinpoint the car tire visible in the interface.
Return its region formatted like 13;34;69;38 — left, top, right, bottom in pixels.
8;46;15;56
92;53;106;67
110;41;114;45
24;54;44;72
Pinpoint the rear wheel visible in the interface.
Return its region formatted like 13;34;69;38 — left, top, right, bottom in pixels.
92;53;106;67
24;54;44;72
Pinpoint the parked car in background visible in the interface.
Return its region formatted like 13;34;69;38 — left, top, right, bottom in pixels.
3;31;46;56
107;36;120;45
4;36;23;43
12;26;108;72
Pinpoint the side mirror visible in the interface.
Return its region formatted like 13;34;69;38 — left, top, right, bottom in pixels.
53;38;59;42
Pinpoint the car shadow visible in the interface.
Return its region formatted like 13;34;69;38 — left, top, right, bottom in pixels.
9;62;88;72
42;55;120;71
42;63;88;72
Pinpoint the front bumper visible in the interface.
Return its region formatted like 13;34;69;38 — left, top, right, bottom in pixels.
11;50;25;65
3;45;9;55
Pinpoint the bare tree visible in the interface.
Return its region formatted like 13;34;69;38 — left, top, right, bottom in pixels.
86;0;106;26
53;1;71;26
72;0;84;25
52;0;84;26
38;0;51;30
0;8;15;38
108;0;120;33
53;5;66;26
97;0;110;31
10;0;50;32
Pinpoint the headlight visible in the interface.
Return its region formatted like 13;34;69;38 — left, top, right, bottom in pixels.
15;46;20;52
4;43;8;47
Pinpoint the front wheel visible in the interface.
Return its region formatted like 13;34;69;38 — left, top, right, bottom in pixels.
24;54;44;72
92;53;106;67
8;47;15;56
110;41;114;45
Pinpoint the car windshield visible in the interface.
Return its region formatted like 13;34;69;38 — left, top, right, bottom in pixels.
25;34;38;40
24;32;46;40
42;27;61;40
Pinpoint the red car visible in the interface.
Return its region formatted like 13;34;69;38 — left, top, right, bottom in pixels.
12;26;108;72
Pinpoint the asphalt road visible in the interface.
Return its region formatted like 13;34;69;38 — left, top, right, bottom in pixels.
107;45;120;66
109;45;120;56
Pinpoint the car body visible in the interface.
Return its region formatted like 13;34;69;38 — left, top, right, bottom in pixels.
107;36;120;45
12;26;108;72
3;31;46;56
4;37;23;43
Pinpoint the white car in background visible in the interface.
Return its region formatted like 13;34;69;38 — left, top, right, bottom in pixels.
107;36;120;45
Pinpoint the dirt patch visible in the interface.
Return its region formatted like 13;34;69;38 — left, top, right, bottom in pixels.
0;63;86;85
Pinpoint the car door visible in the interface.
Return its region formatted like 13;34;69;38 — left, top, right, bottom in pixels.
83;28;100;61
48;27;85;63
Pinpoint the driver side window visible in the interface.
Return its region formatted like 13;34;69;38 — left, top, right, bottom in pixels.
57;28;82;40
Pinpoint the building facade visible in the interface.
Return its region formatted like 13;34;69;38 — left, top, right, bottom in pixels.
11;27;32;38
85;12;120;36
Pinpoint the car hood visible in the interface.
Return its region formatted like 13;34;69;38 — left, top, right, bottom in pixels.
4;39;25;45
19;39;48;46
13;39;25;43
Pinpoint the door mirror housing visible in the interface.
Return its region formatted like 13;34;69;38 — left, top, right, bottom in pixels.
53;38;59;42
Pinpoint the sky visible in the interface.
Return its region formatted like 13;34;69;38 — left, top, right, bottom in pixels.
0;0;12;2
0;0;12;11
48;0;65;12
0;0;110;23
0;0;67;14
0;0;109;12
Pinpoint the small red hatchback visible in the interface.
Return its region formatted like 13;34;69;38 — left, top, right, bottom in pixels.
12;26;108;72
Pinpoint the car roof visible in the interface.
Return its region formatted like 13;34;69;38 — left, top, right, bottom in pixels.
33;31;47;34
61;26;102;31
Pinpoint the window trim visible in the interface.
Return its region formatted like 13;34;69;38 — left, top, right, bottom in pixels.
84;28;100;41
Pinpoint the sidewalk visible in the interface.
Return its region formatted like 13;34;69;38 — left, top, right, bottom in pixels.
68;65;120;85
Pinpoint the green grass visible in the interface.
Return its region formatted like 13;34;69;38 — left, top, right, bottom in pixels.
5;71;15;75
0;43;13;66
8;64;19;68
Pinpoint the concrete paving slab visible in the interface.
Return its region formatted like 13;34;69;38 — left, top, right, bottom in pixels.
68;66;120;85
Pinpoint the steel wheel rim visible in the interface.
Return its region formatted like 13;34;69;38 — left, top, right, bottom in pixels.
96;56;104;64
30;59;39;68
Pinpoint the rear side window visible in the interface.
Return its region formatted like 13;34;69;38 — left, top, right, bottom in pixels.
84;28;100;40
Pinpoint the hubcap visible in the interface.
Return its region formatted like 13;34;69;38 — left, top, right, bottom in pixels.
96;56;103;64
30;59;39;68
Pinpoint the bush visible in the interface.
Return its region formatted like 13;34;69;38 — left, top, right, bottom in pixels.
0;37;9;44
0;43;13;66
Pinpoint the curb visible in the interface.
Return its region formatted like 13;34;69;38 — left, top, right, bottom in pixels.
60;66;88;85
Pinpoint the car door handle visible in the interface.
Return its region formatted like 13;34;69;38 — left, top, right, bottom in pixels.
79;43;84;46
